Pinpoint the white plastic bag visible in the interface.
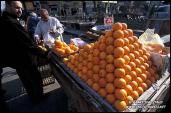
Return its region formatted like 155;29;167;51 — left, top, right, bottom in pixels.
138;28;164;47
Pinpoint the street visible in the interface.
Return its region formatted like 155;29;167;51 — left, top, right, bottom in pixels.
1;67;68;112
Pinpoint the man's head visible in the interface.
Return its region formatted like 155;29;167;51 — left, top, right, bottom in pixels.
5;1;23;18
40;9;49;21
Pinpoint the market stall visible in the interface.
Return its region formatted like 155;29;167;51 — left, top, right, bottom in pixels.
44;22;170;112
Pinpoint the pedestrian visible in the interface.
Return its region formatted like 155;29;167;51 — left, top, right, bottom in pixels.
26;11;40;42
0;1;50;107
34;8;64;46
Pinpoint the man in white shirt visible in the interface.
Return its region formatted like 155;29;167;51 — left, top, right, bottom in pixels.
34;9;64;46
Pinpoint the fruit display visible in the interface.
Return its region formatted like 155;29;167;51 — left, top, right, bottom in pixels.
63;22;160;111
53;40;79;57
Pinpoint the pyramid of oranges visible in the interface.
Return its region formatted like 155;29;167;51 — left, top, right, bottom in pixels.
63;22;160;111
53;40;79;56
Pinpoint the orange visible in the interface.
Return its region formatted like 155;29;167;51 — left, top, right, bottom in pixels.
123;30;129;38
129;81;138;90
133;51;140;58
114;100;127;111
123;55;130;65
99;78;107;88
139;65;146;72
145;79;152;88
114;68;126;78
141;47;147;55
129;53;135;61
123;46;130;55
136;87;144;95
106;55;114;63
93;74;100;82
140;83;148;91
149;76;155;83
138;49;144;56
125;96;134;106
82;60;87;66
78;56;83;62
146;53;151;59
145;71;152;79
136;77;143;85
131;91;139;100
93;49;100;57
81;75;88;81
83;52;88;59
128;44;135;52
129;71;137;80
93;57;100;65
114;47;125;58
105;30;113;37
99;60;107;69
99;35;106;44
129;62;136;70
87;70;93;79
106;64;115;73
82;66;88;74
99;52;106;60
77;63;83;71
123;65;132;74
122;23;127;30
99;43;106;51
105;73;115;83
113;30;124;39
115;89;127;100
135;68;142;75
106;94;116;104
148;68;155;75
63;58;69;65
87;79;93;86
114;38;125;47
134;59;141;67
126;29;133;37
99;69;107;78
92;83;100;91
123;38;130;46
94;41;99;49
142;55;148;62
105;83;115;94
114;78;127;89
93;65;100;74
124;75;132;84
98;88;107;98
88;54;93;61
83;44;91;52
54;40;63;48
65;47;72;54
143;63;150;69
114;58;125;68
132;36;138;42
139;73;147;82
105;37;114;45
55;48;65;55
87;62;93;70
125;85;133;95
127;36;134;44
112;22;123;31
106;45;114;54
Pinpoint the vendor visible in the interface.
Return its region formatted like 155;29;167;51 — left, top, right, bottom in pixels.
34;9;64;45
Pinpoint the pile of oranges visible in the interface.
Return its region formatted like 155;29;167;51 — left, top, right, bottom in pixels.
53;40;79;56
63;22;160;111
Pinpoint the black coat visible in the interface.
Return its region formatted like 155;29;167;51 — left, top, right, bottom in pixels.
0;12;48;68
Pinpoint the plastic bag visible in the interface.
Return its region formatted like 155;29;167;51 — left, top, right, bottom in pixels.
138;28;164;47
70;38;87;48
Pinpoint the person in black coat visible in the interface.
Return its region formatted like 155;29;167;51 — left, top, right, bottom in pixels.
0;1;50;109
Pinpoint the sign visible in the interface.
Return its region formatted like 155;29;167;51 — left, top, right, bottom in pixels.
104;16;114;25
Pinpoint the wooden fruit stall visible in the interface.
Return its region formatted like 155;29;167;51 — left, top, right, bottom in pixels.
47;23;170;112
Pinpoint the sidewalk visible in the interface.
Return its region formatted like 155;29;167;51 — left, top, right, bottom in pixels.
1;67;68;112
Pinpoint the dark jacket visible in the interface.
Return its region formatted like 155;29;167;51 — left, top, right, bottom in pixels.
0;11;48;68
